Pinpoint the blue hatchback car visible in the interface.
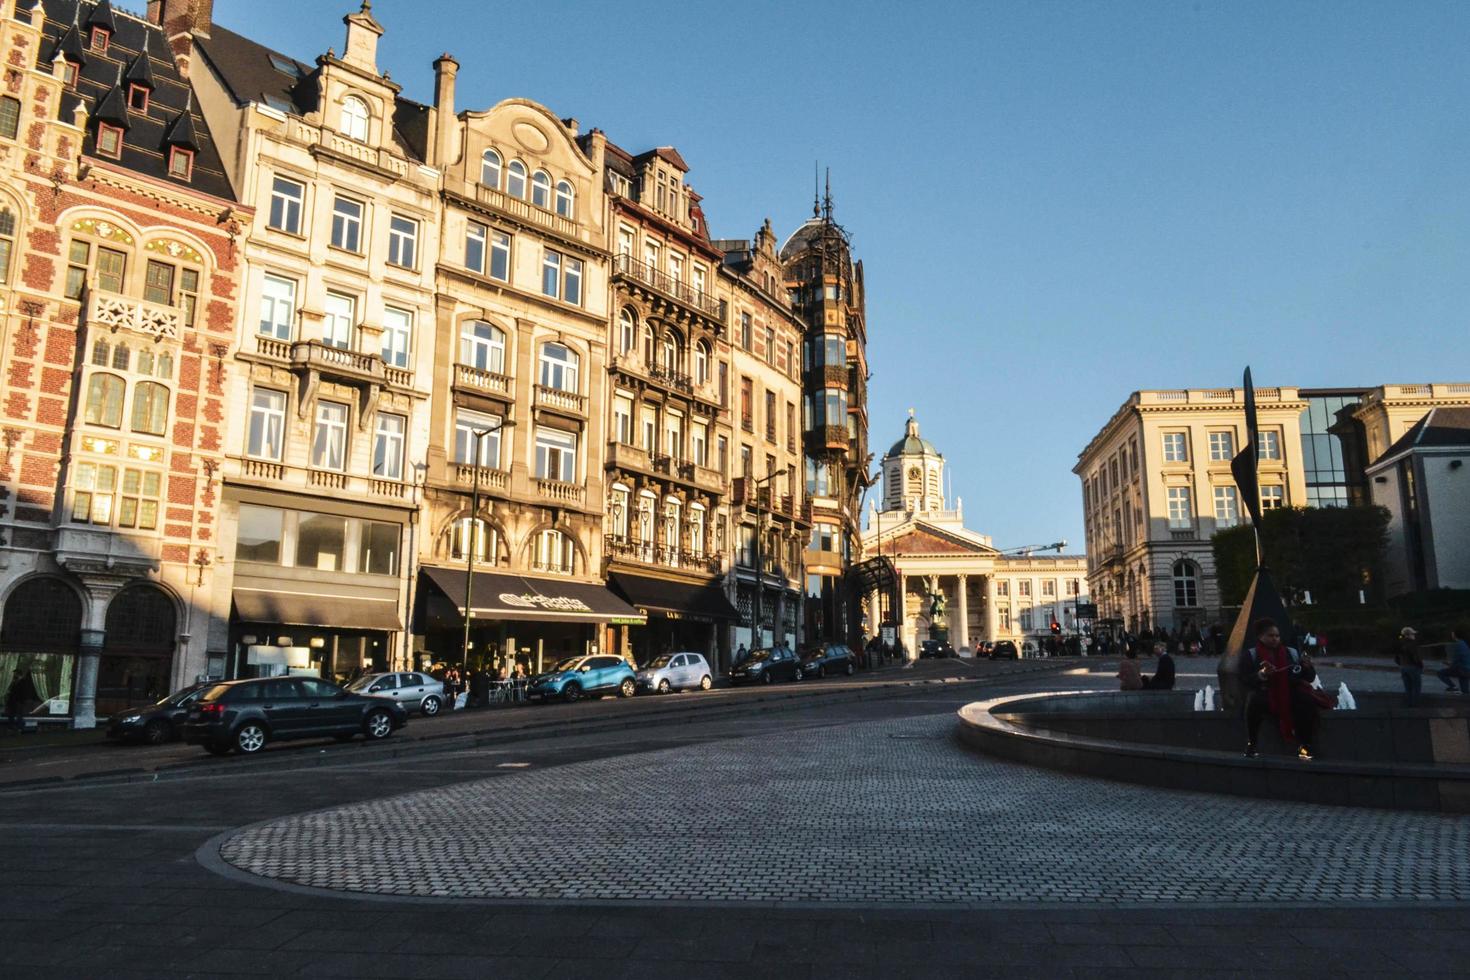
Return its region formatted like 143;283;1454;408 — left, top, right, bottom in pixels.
528;655;637;703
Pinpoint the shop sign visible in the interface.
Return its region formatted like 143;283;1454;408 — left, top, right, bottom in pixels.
499;592;593;612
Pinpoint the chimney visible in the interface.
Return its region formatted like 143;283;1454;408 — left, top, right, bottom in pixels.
147;0;213;76
428;53;459;169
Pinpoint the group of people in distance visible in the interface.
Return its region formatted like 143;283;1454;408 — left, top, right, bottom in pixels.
1115;642;1175;691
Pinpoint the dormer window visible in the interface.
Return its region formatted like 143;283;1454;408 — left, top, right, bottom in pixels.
167;147;194;181
96;124;124;159
340;96;369;142
128;84;149;113
60;61;79;88
90;27;110;53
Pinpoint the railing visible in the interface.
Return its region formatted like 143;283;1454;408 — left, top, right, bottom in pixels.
535;385;587;415
536;478;585;505
647;363;694;394
606;441;650;472
452;463;509;491
822;364;848;387
604;535;652;563
308;469;348;490
694;464;725;493
241;459;283;481
291;340;385;382
529;559;575;575
741;416;754;433
86;290;182;340
369;479;407;499
612;253;723;320
383;366;413;388
321;131;410;178
454;362;511;396
255;335;291;359
471;182;580;240
650;454;695;483
765;424;777;442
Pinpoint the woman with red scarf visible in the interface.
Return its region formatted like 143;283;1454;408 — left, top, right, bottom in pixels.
1241;618;1322;760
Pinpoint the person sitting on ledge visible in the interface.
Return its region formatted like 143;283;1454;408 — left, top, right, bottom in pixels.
1143;641;1176;690
1117;648;1143;691
1439;625;1470;695
1241;617;1321;760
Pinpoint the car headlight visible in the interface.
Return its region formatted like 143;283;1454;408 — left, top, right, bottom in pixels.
121;714;141;724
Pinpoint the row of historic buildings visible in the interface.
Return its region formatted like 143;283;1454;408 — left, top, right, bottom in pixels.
1074;381;1470;633
0;0;873;726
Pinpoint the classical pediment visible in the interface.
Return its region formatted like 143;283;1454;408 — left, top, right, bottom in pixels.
886;523;995;556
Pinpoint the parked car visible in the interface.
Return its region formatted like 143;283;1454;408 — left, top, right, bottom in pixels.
989;640;1020;661
528;655;637;703
346;671;445;716
183;676;408;756
730;647;803;685
106;683;211;745
801;643;856;678
636;652;714;694
919;639;957;659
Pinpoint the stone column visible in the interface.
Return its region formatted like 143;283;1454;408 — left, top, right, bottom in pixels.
956;574;969;651
898;572;909;657
868;589;881;635
985;575;999;642
70;576;124;730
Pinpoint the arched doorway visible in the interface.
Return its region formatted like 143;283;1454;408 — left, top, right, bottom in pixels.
100;585;176;715
0;577;83;720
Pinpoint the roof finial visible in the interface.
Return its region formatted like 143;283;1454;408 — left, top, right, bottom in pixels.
812;160;820;218
823;168;833;220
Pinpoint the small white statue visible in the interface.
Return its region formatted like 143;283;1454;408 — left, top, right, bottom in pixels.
1203;684;1216;711
1193;688;1205;711
1336;682;1356;710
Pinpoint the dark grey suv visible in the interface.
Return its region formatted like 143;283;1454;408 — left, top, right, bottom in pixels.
183;677;408;755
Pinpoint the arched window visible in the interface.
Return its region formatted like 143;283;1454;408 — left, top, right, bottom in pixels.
340;96;369;142
554;180;574;218
105;585;175;652
636;492;655;562
506;160;527;199
1;577;82;655
533;529;574;574
1173;560;1198;608
448;517;498;564
459;320;506;373
694;341;710;385
688;505;705;558
84;373;125;428
661;332;678;373
617;308;636;355
609;484;630;539
531;170;551;209
538;342;579;392
641;324;656;364
112;343;130;371
480;149;502;189
662;499;681;566
130;381;169;436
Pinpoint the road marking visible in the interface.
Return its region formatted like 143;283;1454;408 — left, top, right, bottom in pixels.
496;762;532;768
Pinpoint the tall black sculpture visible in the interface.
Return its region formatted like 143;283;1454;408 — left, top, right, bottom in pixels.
1216;367;1292;712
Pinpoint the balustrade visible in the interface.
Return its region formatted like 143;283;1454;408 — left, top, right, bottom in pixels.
453;463;509;491
86;290;182;341
612;253;723;320
535;385;587;415
536;478;585;505
454;362;511;396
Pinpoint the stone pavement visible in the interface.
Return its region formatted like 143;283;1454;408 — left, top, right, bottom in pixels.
216;712;1470;907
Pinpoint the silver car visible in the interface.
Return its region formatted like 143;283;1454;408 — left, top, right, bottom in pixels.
636;652;714;694
346;671;445;716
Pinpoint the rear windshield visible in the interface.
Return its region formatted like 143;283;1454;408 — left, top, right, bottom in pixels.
198;683;234;702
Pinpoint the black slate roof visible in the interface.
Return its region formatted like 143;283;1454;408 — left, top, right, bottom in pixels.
1379;406;1470;463
39;0;234;201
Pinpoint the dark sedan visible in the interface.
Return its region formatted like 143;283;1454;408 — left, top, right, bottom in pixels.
800;643;856;679
106;683;211;745
729;647;803;685
919;639;957;659
989;640;1020;660
183;676;408;756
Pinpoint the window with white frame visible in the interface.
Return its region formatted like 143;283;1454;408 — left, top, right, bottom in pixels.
258;274;296;339
381;307;412;368
533;528;574;574
610;485;630;539
1173;560;1199;607
247;388;286;459
688;505;705;557
1261;485;1284;510
330;196;363;252
554;180;574;218
662;500;681;565
1257;429;1281;460
1018;580;1032;597
312;401;349;470
1042;580;1056;597
449;518;496;563
387;215;418;269
640;406;657;452
535;427;577;482
267;176;304;234
539;343;579;392
454;408;502;468
692;421;708;467
506;160;526;199
613;394;634;444
541;249;560;299
489;229;510;281
1167;486;1193;529
664;411;683;461
541;249;583;304
459;321;505;373
692;263;707;298
636;493;655;559
372;413;405;481
1214;485;1240;526
465;221;486;274
71;463;161;529
563;255;582;305
618;308;636;355
997;581;1009;597
340;96;369;142
481;149;501;189
617;226;634;258
694;340;710;385
1162;431;1188;463
322;292;355;349
1208;430;1235;461
531;170;551;209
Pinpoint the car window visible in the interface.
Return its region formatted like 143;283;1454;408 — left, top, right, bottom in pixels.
369;674;397;691
688;655;705;668
402;673;425;686
298;678;340;699
261;679;300;701
670;655;687;667
199;683;233;702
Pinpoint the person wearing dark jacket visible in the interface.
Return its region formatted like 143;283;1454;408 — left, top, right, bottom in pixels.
1438;626;1470;695
5;669;37;732
1393;626;1423;706
1143;643;1176;690
1241;618;1321;760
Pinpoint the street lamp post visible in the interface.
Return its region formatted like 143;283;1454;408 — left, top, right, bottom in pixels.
462;420;514;675
747;466;793;651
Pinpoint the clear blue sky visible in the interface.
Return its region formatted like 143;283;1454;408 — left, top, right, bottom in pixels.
215;0;1470;551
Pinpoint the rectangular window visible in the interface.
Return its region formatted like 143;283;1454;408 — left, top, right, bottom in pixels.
358;521;400;576
1042;580;1056;597
258;274;296;339
247;388;286;460
1257;430;1281;460
0;96;20;139
1162;431;1188;463
1019;580;1032;597
764;326;775;364
143;260;174;306
1261;485;1284;510
236;504;283;563
563;256;583;305
97;124;123;159
465;221;486;273
765;390;776;441
1214;486;1240;527
94;246;126;295
65;240;89;299
381;307;412;369
490;230;510;281
387;215;418;269
322;292;355;350
311;401;349;471
454;409;502;467
330;196;363;252
613;395;634;444
997;581;1009;597
268;177;304;234
295;514;347;572
127;84;148;113
167;147;194;181
716;435;728;475
1208;430;1234;461
692;422;708;467
535;427;577;482
739;312;752;350
179;268;199;327
740;377;753;429
1167;487;1193;529
372;413;405;481
541;249;561;299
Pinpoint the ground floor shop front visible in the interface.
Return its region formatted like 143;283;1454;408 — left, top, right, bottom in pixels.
606;570;739;670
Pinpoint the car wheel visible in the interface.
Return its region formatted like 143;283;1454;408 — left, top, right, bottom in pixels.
234;723;267;755
204;740;230;756
563;683;582;703
845;662;855;676
761;672;774;685
657;678;671;695
421;696;441;717
143;719;171;746
364;710;393;740
794;667;804;682
699;674;712;691
619;678;636;698
814;666;824;679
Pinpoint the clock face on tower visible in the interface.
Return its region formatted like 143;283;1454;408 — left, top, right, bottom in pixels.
908;466;920;482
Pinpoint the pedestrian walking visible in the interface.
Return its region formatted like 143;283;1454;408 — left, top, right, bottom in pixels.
1393;627;1423;706
1437;625;1470;695
5;668;37;732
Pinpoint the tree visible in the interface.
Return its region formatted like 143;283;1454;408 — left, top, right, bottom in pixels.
1212;506;1390;609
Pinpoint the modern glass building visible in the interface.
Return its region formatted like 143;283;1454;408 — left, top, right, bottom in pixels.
1298;388;1370;508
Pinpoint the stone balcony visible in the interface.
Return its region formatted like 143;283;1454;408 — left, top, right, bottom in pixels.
290;339;385;384
232;457;414;504
536;478;585;505
85;290;183;341
534;385;587;416
605;534;723;575
453;363;512;398
452;464;510;493
469;182;581;241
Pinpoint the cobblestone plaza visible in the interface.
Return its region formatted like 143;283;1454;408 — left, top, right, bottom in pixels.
218;711;1470;907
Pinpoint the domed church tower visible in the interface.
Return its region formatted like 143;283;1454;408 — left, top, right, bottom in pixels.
881;412;949;516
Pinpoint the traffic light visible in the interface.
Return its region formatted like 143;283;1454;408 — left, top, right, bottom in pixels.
1050;620;1061;635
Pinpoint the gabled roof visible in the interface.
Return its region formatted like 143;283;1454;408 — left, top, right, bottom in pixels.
124;49;155;89
878;519;998;557
93;64;129;127
634;145;690;172
1370;406;1470;470
164;100;200;149
85;0;116;31
194;23;318;117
